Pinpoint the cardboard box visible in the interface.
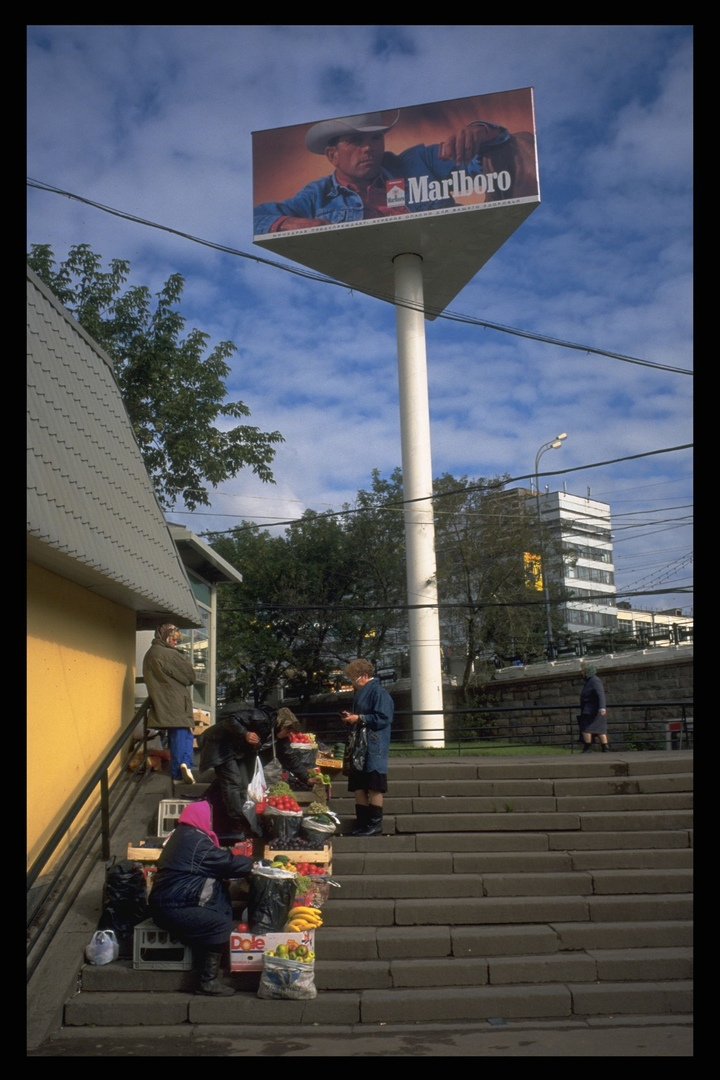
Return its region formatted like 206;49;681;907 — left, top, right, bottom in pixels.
229;929;315;972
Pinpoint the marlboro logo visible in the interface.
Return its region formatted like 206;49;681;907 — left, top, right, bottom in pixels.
386;179;406;207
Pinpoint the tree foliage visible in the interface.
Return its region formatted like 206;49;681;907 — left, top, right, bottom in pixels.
209;470;410;706
433;474;566;686
209;469;570;705
27;243;283;509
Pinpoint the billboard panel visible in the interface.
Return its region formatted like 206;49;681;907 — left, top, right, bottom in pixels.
252;88;539;317
253;88;538;238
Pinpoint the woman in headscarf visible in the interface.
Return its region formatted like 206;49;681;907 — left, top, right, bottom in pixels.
578;663;609;753
148;801;253;996
198;705;323;839
142;623;196;784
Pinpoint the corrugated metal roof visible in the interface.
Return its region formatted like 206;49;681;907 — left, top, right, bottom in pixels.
27;267;202;627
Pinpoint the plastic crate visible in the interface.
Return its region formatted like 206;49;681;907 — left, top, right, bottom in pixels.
156;799;191;837
133;919;193;970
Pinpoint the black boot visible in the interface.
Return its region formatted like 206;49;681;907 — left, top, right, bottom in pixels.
354;807;383;836
581;743;593;754
601;743;610;752
196;948;235;996
346;805;369;836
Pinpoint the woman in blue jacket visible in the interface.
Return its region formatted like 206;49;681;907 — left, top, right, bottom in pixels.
149;801;253;995
341;658;394;836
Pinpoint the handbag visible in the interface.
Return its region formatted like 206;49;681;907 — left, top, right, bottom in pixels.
263;728;284;787
342;721;368;775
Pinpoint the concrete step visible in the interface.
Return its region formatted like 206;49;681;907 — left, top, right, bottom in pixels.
59;751;693;1033
331;848;692;876
63;980;694;1027
80;921;693;991
319;892;693;927
331;792;693;814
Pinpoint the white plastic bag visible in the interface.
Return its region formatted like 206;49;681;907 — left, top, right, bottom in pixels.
257;953;317;1000
243;757;267;836
85;929;119;965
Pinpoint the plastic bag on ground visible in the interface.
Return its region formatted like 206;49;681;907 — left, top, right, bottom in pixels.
257;953;317;999
85;929;120;965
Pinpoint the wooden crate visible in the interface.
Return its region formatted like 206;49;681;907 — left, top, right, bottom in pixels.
316;756;343;772
127;842;163;862
292;787;331;806
262;846;332;874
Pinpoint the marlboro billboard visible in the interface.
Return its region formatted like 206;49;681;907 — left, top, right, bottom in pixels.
252;88;540;317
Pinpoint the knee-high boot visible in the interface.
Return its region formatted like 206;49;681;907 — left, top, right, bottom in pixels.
195;947;235;996
354;807;383;837
347;804;370;835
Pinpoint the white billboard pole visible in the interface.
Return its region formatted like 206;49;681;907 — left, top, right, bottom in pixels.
394;252;445;748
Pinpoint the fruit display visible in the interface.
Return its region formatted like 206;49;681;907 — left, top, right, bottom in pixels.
265;836;331;851
285;905;323;931
288;732;316;745
266;794;302;813
265;940;315;962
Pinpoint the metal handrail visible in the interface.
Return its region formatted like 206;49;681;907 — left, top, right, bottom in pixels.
293;699;694;754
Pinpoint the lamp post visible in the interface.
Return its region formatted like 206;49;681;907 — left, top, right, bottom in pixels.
534;434;568;661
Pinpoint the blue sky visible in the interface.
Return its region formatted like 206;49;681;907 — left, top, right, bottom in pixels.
26;25;693;615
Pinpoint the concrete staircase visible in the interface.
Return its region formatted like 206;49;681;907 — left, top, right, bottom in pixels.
68;751;692;1028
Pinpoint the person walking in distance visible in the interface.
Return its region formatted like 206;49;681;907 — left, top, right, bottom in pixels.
578;663;609;753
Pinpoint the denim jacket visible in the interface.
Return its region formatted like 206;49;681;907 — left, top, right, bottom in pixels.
354;678;394;773
254;124;510;235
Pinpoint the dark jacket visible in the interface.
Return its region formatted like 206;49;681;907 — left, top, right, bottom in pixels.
149;823;253;913
580;675;606;719
142;636;196;730
198;705;317;784
197;705;275;772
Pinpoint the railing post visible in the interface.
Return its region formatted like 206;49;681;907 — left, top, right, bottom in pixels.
100;771;110;862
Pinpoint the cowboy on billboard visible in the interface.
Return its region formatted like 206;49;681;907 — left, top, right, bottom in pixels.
253;101;537;237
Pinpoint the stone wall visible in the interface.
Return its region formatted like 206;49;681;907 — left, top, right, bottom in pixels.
295;645;693;751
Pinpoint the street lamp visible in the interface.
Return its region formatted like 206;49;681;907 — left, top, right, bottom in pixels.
534;433;568;661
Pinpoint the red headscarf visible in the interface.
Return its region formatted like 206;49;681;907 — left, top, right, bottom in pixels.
177;800;220;847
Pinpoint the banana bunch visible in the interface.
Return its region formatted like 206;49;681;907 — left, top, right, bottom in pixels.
286;905;323;931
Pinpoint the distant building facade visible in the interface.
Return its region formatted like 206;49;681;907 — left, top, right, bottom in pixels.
533;489;617;637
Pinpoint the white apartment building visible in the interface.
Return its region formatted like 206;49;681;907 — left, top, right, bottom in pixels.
533;489;617;636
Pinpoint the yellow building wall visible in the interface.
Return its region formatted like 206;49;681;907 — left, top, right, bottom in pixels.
27;562;137;874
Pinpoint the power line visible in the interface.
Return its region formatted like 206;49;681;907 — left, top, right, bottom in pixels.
177;442;692;534
27;177;693;376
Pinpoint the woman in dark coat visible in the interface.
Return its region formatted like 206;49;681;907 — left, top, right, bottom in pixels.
341;658;394;836
148;801;253;995
578;664;609;753
198;705;322;838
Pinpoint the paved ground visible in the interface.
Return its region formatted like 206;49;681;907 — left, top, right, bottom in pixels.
28;1018;693;1057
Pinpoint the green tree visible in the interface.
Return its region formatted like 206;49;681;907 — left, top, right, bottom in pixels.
339;468;409;666
209;471;410;706
210;511;359;706
27;243;283;509
433;475;566;691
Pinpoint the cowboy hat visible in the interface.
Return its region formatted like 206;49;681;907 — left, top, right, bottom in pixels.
305;110;400;154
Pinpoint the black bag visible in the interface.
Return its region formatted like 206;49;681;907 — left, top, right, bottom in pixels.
97;858;148;956
247;870;297;933
342;721;368;776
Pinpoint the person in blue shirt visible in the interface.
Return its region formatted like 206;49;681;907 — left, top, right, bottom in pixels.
340;658;394;836
254;110;534;236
